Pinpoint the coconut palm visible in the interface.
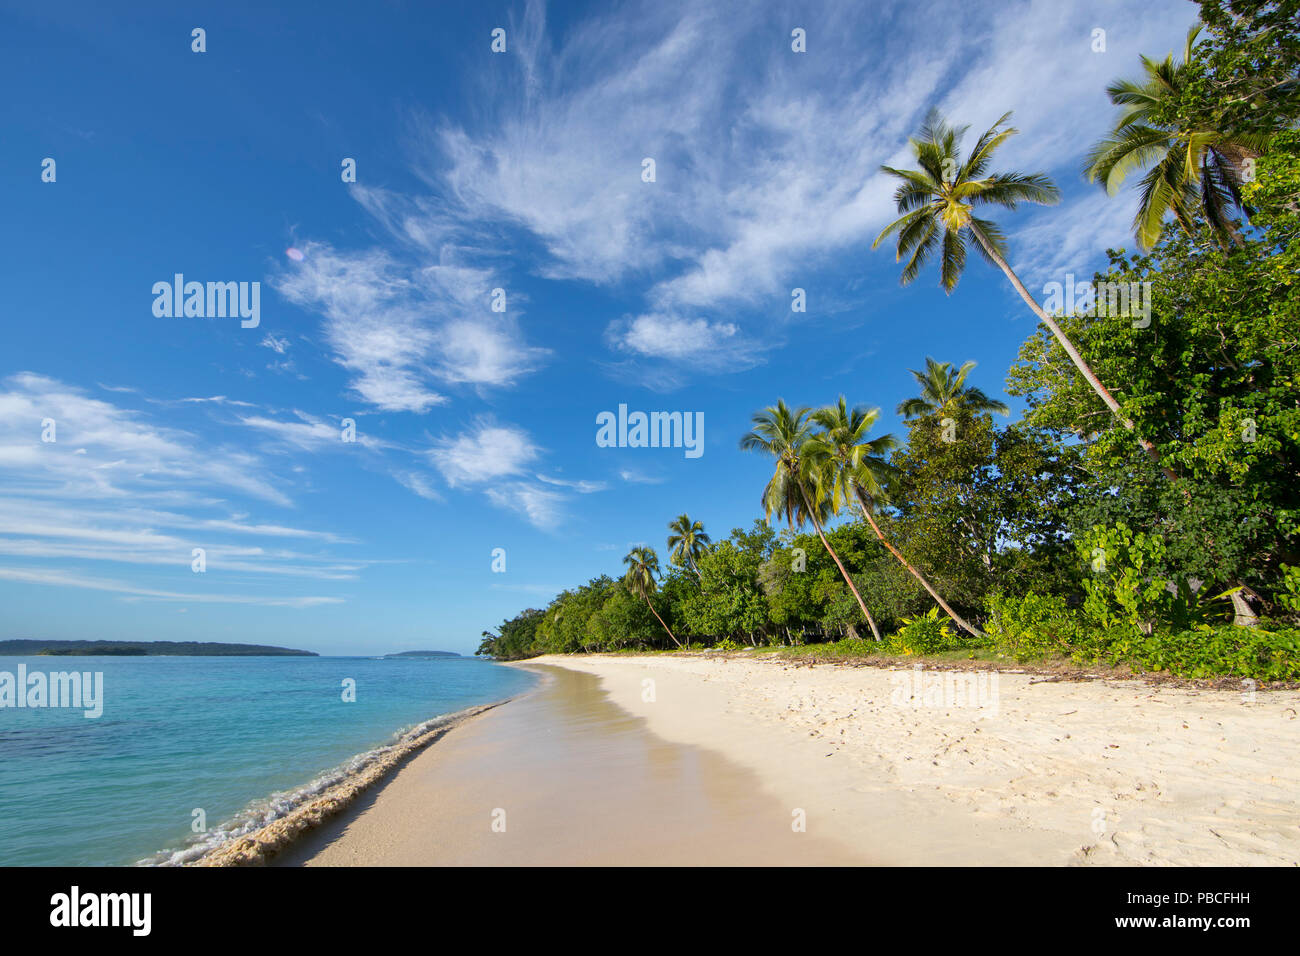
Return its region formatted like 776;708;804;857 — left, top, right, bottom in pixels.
897;357;1009;420
806;396;984;639
873;108;1169;475
740;400;884;641
1084;24;1269;250
666;513;711;578
622;546;679;648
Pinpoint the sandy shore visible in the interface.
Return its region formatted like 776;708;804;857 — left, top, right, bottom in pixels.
534;654;1300;865
279;653;1300;866
276;662;864;865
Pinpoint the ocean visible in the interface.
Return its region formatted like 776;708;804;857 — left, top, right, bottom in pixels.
0;655;536;866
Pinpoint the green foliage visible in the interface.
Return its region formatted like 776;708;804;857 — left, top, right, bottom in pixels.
886;607;971;655
888;412;1079;615
1102;624;1300;681
1078;522;1192;633
1278;564;1300;619
480;37;1299;680
1189;0;1300;136
983;591;1081;660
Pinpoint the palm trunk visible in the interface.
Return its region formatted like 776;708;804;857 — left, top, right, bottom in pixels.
644;596;681;648
968;222;1177;482
797;481;883;640
1230;589;1259;627
855;490;984;639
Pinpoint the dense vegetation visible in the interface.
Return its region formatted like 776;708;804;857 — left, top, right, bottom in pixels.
478;2;1300;680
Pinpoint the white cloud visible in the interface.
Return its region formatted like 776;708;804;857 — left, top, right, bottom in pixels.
0;375;362;602
392;470;442;501
238;411;384;453
0;566;342;607
618;468;664;484
536;474;607;493
271;237;547;411
0;372;289;506
273;243;446;413
605;312;763;371
261;334;291;354
389;0;1192;377
484;481;567;530
429;421;540;487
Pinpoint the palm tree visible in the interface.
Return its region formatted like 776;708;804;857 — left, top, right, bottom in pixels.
897;357;1009;420
1083;24;1269;250
622;546;680;648
873;108;1170;476
740;400;884;641
666;513;711;578
806;396;985;639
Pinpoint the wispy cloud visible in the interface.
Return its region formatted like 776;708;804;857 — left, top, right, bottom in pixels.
238;411;385;453
536;474;607;494
270;237;548;412
0;372;289;506
0;567;343;607
426;421;587;529
0;375;362;602
429;420;540;487
484;481;567;530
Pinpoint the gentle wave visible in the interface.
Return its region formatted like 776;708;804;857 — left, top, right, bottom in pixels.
138;704;492;866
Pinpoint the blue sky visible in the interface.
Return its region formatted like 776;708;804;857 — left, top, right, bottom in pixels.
0;0;1196;654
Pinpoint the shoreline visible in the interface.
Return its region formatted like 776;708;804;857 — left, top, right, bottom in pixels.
185;699;517;867
526;653;1300;865
276;661;869;865
212;651;1300;866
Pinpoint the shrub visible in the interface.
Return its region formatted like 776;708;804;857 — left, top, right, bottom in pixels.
1101;625;1300;681
829;636;877;655
984;590;1080;660
1078;522;1190;633
887;607;970;655
1277;564;1300;622
713;638;743;651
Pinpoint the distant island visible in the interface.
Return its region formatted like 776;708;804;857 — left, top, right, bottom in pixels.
382;650;461;659
0;640;317;657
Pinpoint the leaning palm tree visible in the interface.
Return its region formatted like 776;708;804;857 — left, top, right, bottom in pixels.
1084;24;1269;250
740;400;883;641
666;514;711;578
622;546;680;648
873;108;1168;474
897;357;1009;420
806;397;984;639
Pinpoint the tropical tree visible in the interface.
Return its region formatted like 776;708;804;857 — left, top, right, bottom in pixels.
806;397;985;638
1083;23;1271;250
740;400;884;640
873;108;1171;476
622;546;680;647
666;513;711;577
897;357;1009;420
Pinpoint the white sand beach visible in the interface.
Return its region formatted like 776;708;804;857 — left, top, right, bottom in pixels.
534;654;1300;865
263;653;1300;867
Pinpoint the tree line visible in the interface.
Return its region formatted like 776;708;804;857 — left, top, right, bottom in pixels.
478;2;1300;679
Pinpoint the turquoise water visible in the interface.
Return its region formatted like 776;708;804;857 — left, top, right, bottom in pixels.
0;655;536;866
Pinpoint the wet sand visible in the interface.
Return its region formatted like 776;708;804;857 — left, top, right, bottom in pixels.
539;654;1300;866
277;664;867;865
